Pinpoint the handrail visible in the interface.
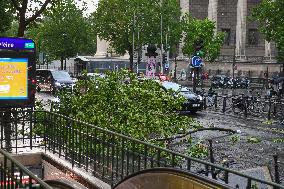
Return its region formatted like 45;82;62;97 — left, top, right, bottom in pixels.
0;148;53;189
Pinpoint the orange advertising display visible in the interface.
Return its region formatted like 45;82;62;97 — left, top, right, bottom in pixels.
0;58;28;100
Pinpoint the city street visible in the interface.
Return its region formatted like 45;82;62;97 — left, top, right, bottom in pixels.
193;111;284;180
35;90;284;183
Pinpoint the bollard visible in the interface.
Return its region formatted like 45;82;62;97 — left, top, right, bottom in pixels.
203;96;207;110
208;139;216;179
273;99;277;116
268;98;271;120
214;95;218;110
243;95;248;118
222;96;227;113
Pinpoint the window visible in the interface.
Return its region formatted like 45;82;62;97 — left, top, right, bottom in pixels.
221;29;231;46
248;29;258;46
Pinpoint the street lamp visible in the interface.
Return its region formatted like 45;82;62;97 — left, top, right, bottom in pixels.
160;0;163;74
62;33;67;70
232;34;236;94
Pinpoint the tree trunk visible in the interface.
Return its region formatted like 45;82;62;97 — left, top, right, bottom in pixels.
60;56;64;70
17;7;27;37
17;22;26;37
64;58;67;70
129;47;134;72
174;56;177;81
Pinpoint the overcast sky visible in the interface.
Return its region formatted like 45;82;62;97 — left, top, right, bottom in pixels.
77;0;99;15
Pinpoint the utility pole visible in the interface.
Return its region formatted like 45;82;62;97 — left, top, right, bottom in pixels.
232;34;236;95
132;12;135;73
160;0;163;74
137;25;140;74
165;26;170;63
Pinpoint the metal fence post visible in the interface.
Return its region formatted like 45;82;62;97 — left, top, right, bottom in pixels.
268;98;272;120
243;95;248;118
208;139;216;179
203;96;207;110
214;95;218;110
222;96;227;113
273;155;280;189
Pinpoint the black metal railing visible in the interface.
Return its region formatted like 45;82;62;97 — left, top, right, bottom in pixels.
0;109;283;188
0;148;52;189
202;93;284;122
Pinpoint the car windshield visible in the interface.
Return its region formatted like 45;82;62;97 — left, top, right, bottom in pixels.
162;82;191;92
51;71;72;80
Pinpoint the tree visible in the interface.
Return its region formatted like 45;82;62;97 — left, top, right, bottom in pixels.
27;0;96;69
252;0;284;61
0;0;13;35
56;70;199;147
9;0;54;37
182;14;224;62
92;0;182;72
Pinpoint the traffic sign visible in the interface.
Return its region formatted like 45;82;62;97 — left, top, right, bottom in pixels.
164;62;169;69
191;56;202;67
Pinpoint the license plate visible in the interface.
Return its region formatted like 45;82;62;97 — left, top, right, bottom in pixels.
192;104;200;107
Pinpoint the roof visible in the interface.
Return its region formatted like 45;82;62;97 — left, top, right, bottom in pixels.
75;56;90;61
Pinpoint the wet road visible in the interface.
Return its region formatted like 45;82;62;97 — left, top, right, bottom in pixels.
35;91;284;183
190;110;284;183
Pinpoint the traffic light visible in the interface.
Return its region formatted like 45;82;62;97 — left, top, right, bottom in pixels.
162;53;166;64
196;50;205;57
194;40;204;57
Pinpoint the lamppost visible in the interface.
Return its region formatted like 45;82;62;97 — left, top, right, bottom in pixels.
160;0;164;74
63;33;67;70
232;34;236;94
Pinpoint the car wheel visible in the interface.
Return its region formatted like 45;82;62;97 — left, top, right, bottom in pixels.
36;86;41;92
50;86;56;94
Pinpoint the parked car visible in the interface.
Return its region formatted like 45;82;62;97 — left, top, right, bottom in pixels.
160;81;203;113
36;69;75;93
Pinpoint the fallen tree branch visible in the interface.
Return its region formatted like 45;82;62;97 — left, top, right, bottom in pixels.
151;127;237;142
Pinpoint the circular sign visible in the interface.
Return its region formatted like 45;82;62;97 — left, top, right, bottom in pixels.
191;56;202;67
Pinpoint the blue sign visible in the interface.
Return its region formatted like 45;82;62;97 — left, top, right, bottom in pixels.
0;37;35;50
164;62;169;69
191;56;202;68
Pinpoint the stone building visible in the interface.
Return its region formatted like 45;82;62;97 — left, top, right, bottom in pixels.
93;0;282;77
180;0;277;61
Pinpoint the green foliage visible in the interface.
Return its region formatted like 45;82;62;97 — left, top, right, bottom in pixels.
8;0;54;37
272;138;284;143
92;0;182;70
187;140;209;158
262;119;273;125
0;0;13;34
26;0;96;60
230;135;240;144
252;0;284;61
182;14;225;62
57;70;197;146
247;137;262;144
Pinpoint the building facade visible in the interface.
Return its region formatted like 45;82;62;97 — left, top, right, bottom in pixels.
180;0;277;62
93;0;282;78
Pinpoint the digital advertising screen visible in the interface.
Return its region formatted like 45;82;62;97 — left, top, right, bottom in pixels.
0;37;36;108
0;58;28;100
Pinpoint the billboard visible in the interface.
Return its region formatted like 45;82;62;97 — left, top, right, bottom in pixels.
0;58;28;100
0;37;36;108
